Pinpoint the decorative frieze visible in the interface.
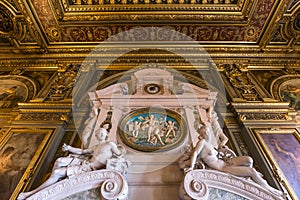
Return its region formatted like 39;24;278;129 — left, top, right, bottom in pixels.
240;113;289;121
17;113;68;121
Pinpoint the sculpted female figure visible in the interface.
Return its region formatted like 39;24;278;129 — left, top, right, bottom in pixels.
188;125;283;196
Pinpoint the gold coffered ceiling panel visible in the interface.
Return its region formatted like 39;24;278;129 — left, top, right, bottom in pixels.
0;0;299;53
56;0;248;22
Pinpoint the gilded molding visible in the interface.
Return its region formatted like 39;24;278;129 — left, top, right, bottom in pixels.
240;113;289;121
252;128;300;200
236;109;289;113
259;0;290;48
231;103;289;107
58;0;244;12
60;14;247;22
0;2;23;46
14;0;41;46
268;1;300;48
17;113;69;121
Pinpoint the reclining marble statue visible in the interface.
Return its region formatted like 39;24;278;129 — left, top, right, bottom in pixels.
17;122;130;200
184;124;283;197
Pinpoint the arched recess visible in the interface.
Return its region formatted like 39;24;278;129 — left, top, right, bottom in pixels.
270;74;300;110
0;75;37;108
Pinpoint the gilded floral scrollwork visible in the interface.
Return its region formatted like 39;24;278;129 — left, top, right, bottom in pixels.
223;64;260;101
47;64;80;101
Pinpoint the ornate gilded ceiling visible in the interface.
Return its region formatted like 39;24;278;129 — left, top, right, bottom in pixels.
0;0;299;57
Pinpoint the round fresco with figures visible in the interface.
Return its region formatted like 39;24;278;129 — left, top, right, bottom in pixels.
118;107;187;152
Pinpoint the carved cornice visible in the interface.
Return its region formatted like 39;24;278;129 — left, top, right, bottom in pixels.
229;101;295;121
15;102;72;122
0;56;298;72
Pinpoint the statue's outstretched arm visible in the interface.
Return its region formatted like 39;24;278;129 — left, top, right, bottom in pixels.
62;143;93;155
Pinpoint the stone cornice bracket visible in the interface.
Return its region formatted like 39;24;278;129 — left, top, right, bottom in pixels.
181;169;284;200
25;170;128;200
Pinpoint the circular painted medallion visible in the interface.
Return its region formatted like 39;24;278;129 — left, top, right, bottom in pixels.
118;108;187;152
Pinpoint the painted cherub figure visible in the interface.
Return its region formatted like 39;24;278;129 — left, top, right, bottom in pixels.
132;121;141;138
165;120;177;138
